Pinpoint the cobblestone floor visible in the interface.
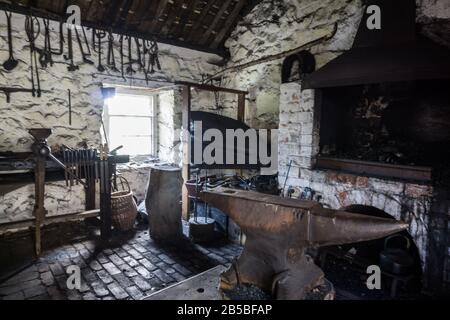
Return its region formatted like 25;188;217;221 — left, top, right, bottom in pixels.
0;227;242;300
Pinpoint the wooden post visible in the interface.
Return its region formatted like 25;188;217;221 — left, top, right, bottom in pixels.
32;148;47;256
99;158;112;240
181;85;191;220
237;93;246;122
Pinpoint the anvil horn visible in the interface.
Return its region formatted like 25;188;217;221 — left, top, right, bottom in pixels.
199;187;409;299
308;208;409;246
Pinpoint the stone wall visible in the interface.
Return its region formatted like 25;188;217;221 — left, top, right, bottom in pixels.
222;0;364;129
220;0;450;129
0;13;221;223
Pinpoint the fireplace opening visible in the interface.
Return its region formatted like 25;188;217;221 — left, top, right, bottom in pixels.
317;205;423;299
317;79;450;183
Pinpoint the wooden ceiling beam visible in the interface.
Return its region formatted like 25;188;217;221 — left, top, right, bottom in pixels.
210;0;247;49
159;0;184;37
0;1;228;57
101;0;125;27
148;0;169;31
115;0;134;28
186;0;218;42
168;0;192;39
198;0;233;46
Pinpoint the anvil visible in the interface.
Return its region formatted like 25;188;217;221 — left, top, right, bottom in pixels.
199;187;408;300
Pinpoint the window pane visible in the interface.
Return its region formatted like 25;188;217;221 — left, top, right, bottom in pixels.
109;117;152;137
114;136;153;156
107;94;153;116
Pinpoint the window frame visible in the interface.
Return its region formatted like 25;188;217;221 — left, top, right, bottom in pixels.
103;88;158;157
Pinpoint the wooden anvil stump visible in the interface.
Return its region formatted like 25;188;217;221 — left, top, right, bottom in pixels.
199;188;408;300
146;166;183;242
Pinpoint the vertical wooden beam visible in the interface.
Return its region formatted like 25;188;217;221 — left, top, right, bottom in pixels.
237;93;246;122
181;85;192;220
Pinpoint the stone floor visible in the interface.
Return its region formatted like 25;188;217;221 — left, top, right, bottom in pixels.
0;226;242;300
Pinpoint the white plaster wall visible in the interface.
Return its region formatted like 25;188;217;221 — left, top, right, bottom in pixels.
0;13;221;223
221;0;450;129
222;0;364;129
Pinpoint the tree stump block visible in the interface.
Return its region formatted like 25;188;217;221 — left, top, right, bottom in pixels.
146;165;183;242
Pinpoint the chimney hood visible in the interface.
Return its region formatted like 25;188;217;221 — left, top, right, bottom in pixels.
302;0;450;89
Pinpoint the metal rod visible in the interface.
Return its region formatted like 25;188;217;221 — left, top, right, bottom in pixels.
48;153;86;187
282;160;293;197
68;89;72;125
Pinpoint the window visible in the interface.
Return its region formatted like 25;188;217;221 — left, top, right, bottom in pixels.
103;93;157;156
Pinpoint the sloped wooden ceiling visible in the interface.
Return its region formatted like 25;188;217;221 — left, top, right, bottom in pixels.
0;0;261;56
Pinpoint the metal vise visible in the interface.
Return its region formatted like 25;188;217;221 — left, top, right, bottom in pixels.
200;187;408;300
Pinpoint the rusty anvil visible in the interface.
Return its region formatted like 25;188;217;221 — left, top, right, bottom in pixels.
199;187;408;300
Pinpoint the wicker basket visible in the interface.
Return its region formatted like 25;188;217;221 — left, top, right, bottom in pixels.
111;176;137;231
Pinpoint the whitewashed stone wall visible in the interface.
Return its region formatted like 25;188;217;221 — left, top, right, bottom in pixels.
222;0;365;128
221;0;450;129
0;13;221;223
158;89;182;165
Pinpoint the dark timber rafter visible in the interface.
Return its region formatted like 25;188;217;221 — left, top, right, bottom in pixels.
0;0;263;57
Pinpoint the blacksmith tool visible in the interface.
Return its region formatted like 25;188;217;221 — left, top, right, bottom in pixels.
75;26;94;65
29;129;51;256
63;147;69;186
135;37;144;72
200;188;409;300
149;40;161;73
96;30;106;72
80;149;85;182
94;150;99;183
65;27;79;72
51;19;65;56
38;18;53;68
119;35;125;79
68;89;72;125
91;27;97;52
2;11;19;71
126;36;135;75
68;148;74;187
25;14;41;97
106;30;118;72
0;87;34;103
282;160;293;197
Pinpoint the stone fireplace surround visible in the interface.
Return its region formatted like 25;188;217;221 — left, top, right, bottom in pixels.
278;82;449;293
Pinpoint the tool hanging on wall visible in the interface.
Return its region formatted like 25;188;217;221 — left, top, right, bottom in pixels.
25;14;41;98
96;29;106;72
75;26;94;65
119;35;125;80
212;80;223;113
146;39;161;74
64;26;79;72
52;19;65;56
3;10;19;71
68;89;72;125
0;87;35;103
91;27;97;52
135;37;144;72
37;18;53;68
126;36;136;75
106;30;118;72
